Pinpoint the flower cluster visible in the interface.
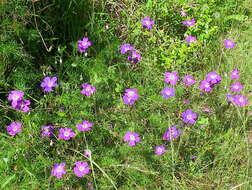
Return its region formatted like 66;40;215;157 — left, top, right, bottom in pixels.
77;37;92;52
199;72;222;92
51;161;90;179
7;90;31;112
226;69;248;107
81;83;96;96
120;43;141;63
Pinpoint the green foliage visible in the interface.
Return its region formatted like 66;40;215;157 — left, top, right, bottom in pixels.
1;0;252;189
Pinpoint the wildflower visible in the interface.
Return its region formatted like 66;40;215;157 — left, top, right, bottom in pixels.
199;79;212;92
183;75;196;86
58;128;76;140
182;18;196;27
233;95;248;107
123;89;139;105
163;126;181;141
164;72;179;85
51;163;67;179
224;39;236;49
78;37;92;52
40;76;58;92
128;50;141;63
6;122;22;136
191;155;197;160
14;99;31;112
181;109;198;124
120;44;133;54
73;161;90;178
141;16;155;29
76;120;93;132
84;149;92;158
154;145;167;155
230;69;240;80
206;72;222;85
123;131;141;146
160;87;175;99
81;83;96;96
230;81;244;92
41;125;55;137
185;35;197;44
7;90;24;107
226;94;235;103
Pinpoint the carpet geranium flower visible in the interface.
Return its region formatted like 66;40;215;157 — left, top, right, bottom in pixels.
40;76;58;92
160;87;175;99
73;161;90;178
180;11;188;17
183;75;196;86
164;72;179;85
182;18;196;27
199;79;212;92
58;128;76;140
123;131;141;146
84;149;92;158
128;50;141;63
76;120;93;132
6;122;22;136
224;39;236;49
78;37;92;52
185;35;196;44
7;90;24;107
163;126;181;141
230;81;244;92
81;83;96;96
120;43;133;54
123;88;139;105
141;16;154;29
230;69;240;80
51;163;67;179
181;109;198;124
206;72;222;85
41;125;55;137
233;95;248;107
154;145;167;155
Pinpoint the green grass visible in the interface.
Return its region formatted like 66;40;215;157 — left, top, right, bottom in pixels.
0;0;252;189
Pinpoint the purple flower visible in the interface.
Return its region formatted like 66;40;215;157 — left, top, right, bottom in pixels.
81;83;96;96
141;16;155;29
7;90;24;107
182;18;196;27
123;131;141;146
185;35;197;44
160;87;175;99
206;72;222;85
73;161;90;178
76;120;93;132
230;81;244;92
51;163;67;179
40;77;58;92
123;88;139;105
191;155;197;160
128;50;141;63
41;125;54;137
6;122;22;136
230;69;240;80
120;44;133;54
183;100;190;105
58;128;76;140
224;39;236;49
183;75;196;86
154;145;167;155
180;11;188;17
78;37;92;52
14;99;31;112
199;79;212;92
181;109;198;124
233;95;248;107
84;149;92;158
164;72;179;85
226;94;235;103
163;126;181;141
